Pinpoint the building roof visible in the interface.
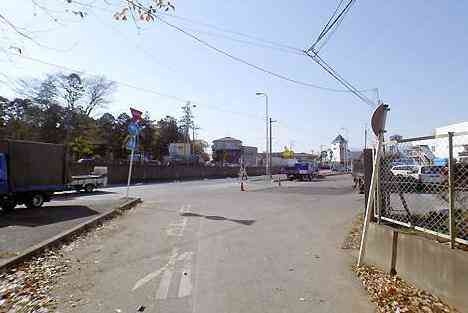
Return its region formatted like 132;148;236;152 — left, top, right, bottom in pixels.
332;134;347;144
212;136;242;143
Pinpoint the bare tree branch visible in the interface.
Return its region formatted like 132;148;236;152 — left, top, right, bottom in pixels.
83;76;117;116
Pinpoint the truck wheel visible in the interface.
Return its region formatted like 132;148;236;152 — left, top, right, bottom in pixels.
1;202;17;213
84;184;94;193
26;193;45;209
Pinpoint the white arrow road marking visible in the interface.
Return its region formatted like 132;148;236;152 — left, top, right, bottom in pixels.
166;217;188;237
156;267;174;300
132;248;178;291
178;268;192;298
178;251;193;298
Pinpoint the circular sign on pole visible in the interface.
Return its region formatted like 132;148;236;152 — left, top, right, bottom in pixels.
128;122;141;137
371;103;389;136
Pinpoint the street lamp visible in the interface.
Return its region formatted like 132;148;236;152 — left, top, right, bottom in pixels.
256;92;269;179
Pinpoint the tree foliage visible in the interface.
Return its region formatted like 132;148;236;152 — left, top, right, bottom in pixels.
1;72;190;162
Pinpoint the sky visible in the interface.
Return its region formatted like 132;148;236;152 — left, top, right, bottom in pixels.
1;0;468;154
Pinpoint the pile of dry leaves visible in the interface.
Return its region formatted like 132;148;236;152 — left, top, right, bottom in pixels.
0;249;70;313
342;213;364;250
354;264;460;313
343;214;461;312
0;219;119;313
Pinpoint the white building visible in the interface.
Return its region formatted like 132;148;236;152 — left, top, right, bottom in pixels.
433;122;468;160
330;134;348;164
389;122;468;164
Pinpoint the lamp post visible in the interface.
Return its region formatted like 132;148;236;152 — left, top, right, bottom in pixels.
256;92;269;180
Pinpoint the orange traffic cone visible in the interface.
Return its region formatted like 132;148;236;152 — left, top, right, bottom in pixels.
241;181;245;191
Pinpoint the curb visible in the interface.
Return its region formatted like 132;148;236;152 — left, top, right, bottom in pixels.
0;197;141;272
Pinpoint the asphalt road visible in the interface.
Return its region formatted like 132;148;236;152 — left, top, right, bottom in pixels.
52;175;374;313
0;191;128;260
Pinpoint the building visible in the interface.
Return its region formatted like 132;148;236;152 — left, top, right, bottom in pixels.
387;122;468;165
169;143;191;158
241;146;258;167
212;137;242;165
434;122;468;160
330;134;348;164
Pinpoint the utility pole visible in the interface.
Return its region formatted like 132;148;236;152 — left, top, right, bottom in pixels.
270;118;277;178
364;126;367;150
256;92;269;180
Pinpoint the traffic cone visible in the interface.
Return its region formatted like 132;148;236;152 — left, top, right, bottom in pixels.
241;181;245;191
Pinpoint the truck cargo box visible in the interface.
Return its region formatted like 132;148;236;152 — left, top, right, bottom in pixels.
0;140;70;193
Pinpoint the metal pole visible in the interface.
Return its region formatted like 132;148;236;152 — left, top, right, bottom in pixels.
448;132;456;249
269;118;276;179
364;127;367;150
265;94;269;180
358;131;384;267
126;143;135;199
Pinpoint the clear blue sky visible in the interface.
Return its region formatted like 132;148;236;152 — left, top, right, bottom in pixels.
1;1;467;153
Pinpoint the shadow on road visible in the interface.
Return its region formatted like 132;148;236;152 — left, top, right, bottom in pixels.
255;185;353;196
0;205;100;228
181;212;255;226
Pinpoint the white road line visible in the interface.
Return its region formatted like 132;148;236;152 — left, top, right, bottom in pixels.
178;251;193;298
178;268;192;298
132;267;166;292
156;267;174;300
166;217;188;237
132;248;178;291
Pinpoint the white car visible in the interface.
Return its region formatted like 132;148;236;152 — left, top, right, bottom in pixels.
414;165;446;184
390;165;418;178
391;165;445;184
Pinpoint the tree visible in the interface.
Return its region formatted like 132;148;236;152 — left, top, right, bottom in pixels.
153;115;184;160
328;149;334;163
139;113;156;159
71;136;94;159
320;150;328;163
0;1;174;61
83;76;117;116
282;146;294;159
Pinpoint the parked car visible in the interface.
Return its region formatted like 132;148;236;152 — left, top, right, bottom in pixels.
77;157;96;164
391;165;445;184
390;165;418;178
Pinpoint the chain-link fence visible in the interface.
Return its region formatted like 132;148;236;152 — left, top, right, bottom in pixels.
376;132;468;246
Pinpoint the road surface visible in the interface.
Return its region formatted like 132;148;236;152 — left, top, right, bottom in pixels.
53;175;374;313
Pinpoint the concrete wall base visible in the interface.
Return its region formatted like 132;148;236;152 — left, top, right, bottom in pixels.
365;223;468;311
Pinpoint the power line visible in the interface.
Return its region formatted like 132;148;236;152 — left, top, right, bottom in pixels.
307;0;356;53
148;23;304;56
155;12;304;54
73;0;304;54
124;0;370;93
12;53;264;120
156;19;358;92
77;0;377;99
304;51;376;107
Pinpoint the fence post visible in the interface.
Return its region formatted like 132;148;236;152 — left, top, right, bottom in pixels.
448;132;456;248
